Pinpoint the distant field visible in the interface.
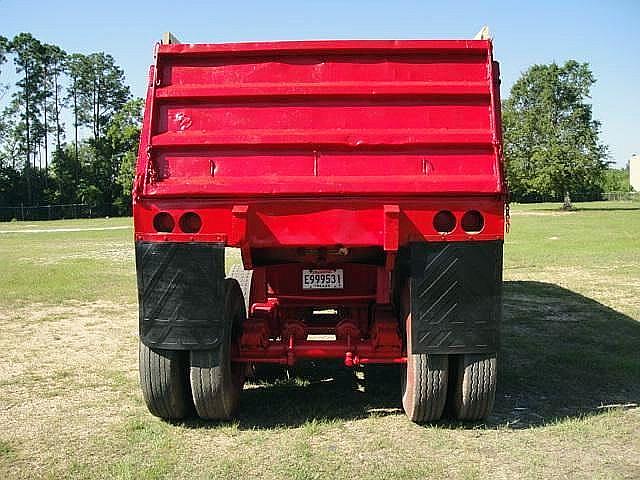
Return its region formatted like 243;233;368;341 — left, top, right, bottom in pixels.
0;201;638;479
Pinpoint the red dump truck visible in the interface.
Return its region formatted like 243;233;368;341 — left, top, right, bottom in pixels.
134;35;506;423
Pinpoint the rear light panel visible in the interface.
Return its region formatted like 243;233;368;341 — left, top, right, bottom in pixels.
137;200;504;245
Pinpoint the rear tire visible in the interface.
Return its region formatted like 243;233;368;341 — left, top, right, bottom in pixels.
139;341;192;420
400;282;448;422
402;353;448;422
190;278;247;420
449;353;497;421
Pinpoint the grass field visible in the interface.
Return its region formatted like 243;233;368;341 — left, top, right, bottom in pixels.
0;201;638;479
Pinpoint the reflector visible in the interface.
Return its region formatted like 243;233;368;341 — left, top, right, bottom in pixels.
433;210;456;233
153;212;174;232
461;210;484;233
179;212;202;233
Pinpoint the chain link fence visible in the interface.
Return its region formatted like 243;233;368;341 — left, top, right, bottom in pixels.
601;192;639;202
0;203;96;222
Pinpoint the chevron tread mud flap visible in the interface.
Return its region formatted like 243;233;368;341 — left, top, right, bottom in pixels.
136;242;225;350
408;241;503;355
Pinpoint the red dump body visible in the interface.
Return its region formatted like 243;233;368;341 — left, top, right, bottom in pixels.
133;40;506;253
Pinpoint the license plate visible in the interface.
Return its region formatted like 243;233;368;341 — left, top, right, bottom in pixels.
302;269;343;290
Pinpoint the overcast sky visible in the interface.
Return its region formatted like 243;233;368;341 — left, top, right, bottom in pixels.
2;0;638;166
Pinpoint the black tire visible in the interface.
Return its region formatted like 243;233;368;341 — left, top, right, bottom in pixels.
190;278;247;420
400;282;448;422
402;353;448;422
449;353;497;421
139;341;192;420
228;263;253;317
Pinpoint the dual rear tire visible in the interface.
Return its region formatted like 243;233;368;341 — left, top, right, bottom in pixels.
401;350;497;423
400;282;497;423
139;277;247;421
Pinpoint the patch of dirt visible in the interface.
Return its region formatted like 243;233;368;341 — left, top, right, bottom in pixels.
0;300;141;478
18;242;133;265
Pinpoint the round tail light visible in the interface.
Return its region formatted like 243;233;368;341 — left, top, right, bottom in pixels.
179;212;202;233
153;212;174;232
433;210;456;234
461;210;484;233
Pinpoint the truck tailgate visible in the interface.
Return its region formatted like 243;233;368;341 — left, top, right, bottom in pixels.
139;40;504;197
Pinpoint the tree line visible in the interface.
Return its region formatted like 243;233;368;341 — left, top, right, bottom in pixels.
0;33;141;217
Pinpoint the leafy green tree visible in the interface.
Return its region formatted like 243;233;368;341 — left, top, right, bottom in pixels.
502;60;608;207
7;34;46;171
76;52;130;141
0;165;23;205
0;36;7;69
36;43;66;185
61;53;132;214
0;37;9;159
107;98;143;155
41;44;67;153
50;145;81;203
0;36;8;99
5;33;49;204
108;98;144;213
65;53;89;173
602;166;631;193
56;141;102;208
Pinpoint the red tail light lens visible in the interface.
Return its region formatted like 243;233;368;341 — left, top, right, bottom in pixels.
179;212;202;233
153;212;174;232
461;210;484;233
433;210;456;234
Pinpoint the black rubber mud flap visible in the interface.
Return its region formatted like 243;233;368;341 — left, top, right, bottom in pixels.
407;241;502;355
136;242;225;350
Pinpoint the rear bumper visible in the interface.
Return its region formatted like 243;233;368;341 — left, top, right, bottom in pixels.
134;196;505;248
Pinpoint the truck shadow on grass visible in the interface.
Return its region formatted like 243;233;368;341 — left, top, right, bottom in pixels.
184;281;640;429
491;281;639;428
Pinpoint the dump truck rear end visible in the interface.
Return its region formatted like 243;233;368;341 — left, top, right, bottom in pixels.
133;37;506;422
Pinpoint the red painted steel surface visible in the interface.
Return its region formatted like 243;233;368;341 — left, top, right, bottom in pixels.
134;39;506;366
134;39;506;248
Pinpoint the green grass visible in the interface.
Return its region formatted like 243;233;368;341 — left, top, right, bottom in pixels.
0;219;135;305
0;440;15;458
0;202;639;479
507;201;639;268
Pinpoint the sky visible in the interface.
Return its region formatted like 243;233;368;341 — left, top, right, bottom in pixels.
2;0;638;166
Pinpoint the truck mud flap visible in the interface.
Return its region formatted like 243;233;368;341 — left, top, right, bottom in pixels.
408;241;502;355
136;242;225;350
